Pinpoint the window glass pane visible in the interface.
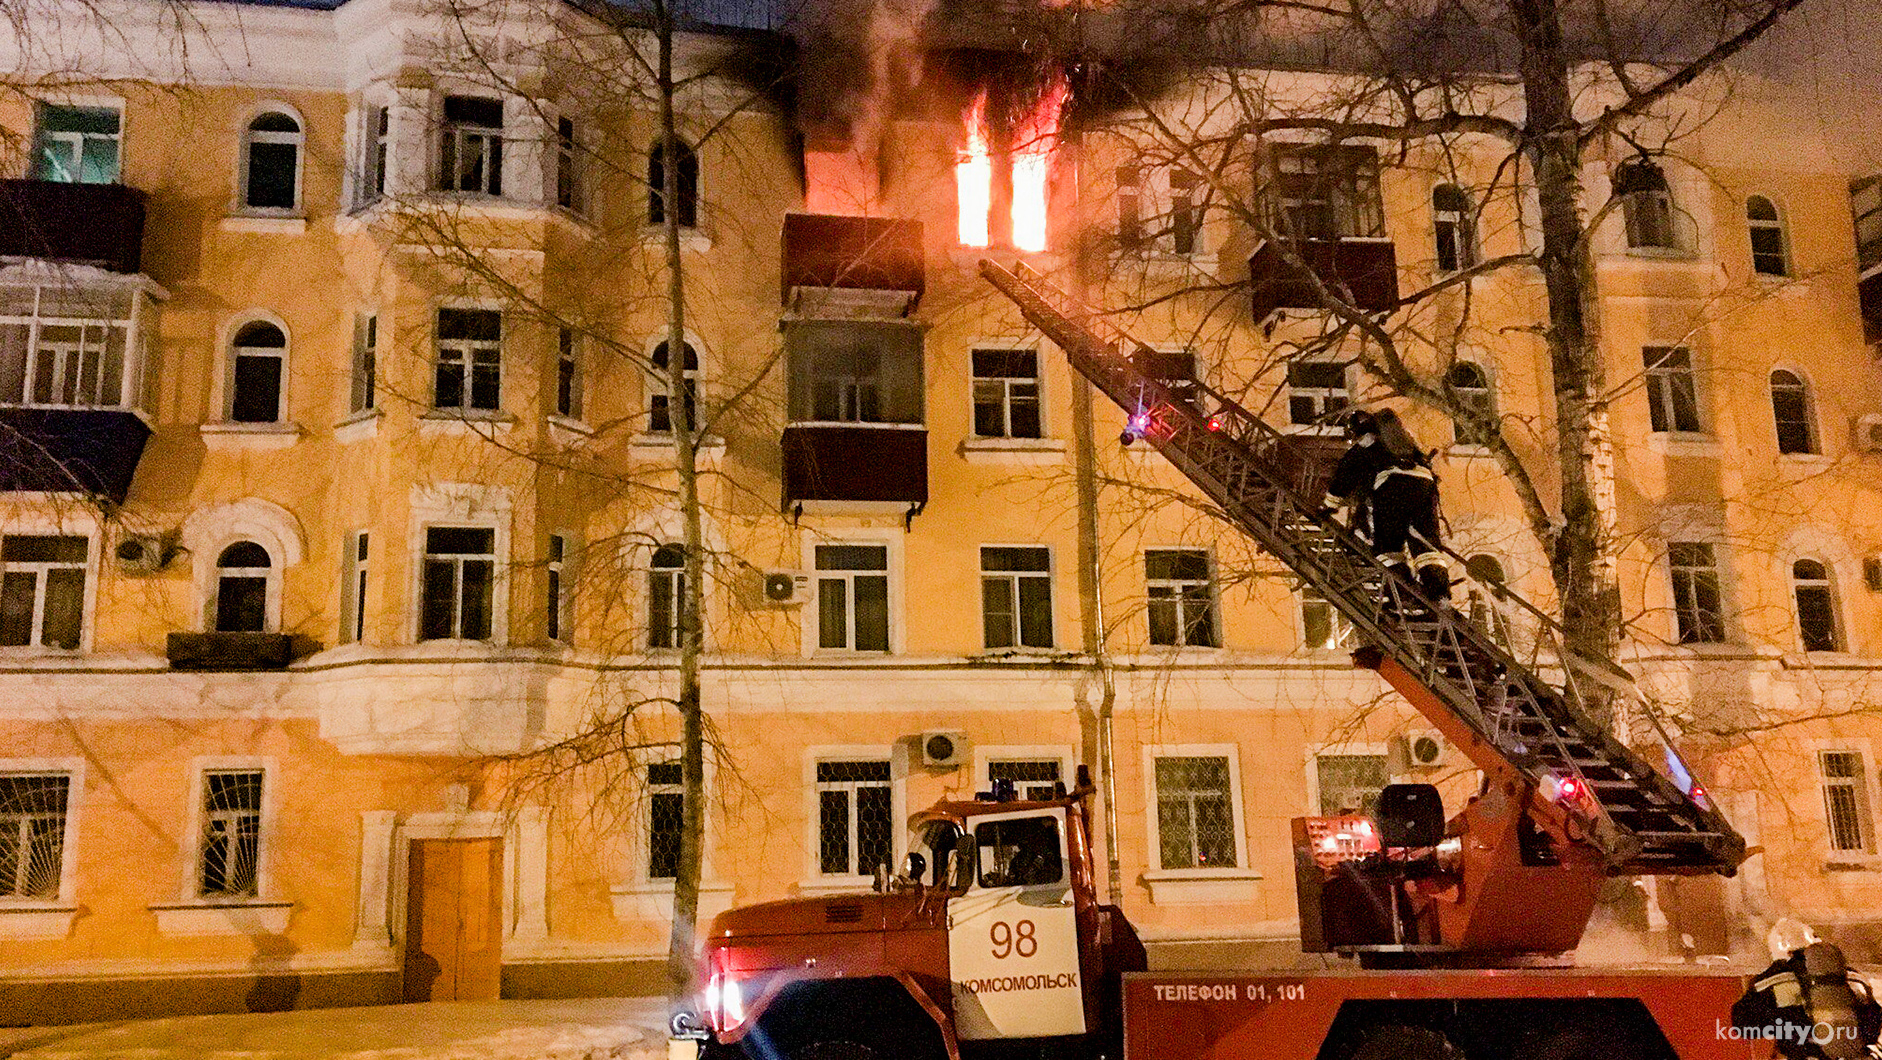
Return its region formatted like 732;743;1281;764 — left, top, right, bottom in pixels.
818;789;850;874
438;309;501;341
982;547;1049;572
0;572;33;647
427;527;494;555
219;542;270;568
816;545;887;571
818;579;847;649
3;536;87;564
1017;577;1053;647
420;559;457;641
975;816;1062;887
1154;757;1235;869
852;575;888;651
856;784;893;876
39;568;84;649
982;577;1014;648
649;791;683;878
460;559;493;639
231;354;283;423
247;141;297;209
215;575;268;633
444;96;504;127
1796;583;1838;652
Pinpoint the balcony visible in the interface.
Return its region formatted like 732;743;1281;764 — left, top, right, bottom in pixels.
0;408;150;504
0;180;147;274
1249;238;1398;322
167;632;308;672
782;213;925;317
783;424;928;509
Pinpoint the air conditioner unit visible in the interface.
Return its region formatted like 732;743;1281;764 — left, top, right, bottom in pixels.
760;570;809;607
1855;414;1882;454
920;731;968;769
1391;729;1448;771
114;531;179;575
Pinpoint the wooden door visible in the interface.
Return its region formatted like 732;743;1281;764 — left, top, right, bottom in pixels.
403;838;503;1002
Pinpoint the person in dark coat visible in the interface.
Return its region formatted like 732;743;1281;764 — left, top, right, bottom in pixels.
1322;409;1450;607
1732;919;1881;1060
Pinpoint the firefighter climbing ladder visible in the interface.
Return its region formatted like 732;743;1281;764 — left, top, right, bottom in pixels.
980;260;1745;876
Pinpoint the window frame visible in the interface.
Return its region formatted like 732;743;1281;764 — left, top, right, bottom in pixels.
433;306;503;415
1311;747;1391;817
1145;547;1219;649
342;530;369;644
1142;744;1247;875
802;746;902;888
648;136;700;229
979;544;1055;651
646;542;687;651
1745;194;1790;278
417;524;500;642
1667;541;1727;645
1431;183;1478;274
1815;746;1878;857
0;759;84;906
211;540;278;634
237;105;305;216
546;532;572;644
31;100;123;185
1615;159;1680;253
438;94;505;197
1769;367;1817;456
969;346;1044;440
555;327;584;422
644;759;686;882
1299;583;1355;653
225;317;289;426
352;101;391;210
974;746;1075;802
806;537;895;655
812;757;896;880
1269;144;1384;241
1790;557;1842;654
1445;360;1495;448
648;337;700;434
182;758;274;902
1642;346;1703;435
555;116;582;214
0;533;91;652
1285;359;1351;432
350;313;378;417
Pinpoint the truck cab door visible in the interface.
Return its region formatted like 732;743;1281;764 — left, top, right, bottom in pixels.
947;809;1087;1040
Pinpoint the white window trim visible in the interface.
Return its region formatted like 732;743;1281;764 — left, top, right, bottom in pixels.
152;756;289;936
1789;554;1845;655
1429;181;1478;276
614;758;732;924
180;498;306;638
800;745;904;893
209;539;282;634
1140;744;1258;905
0;757;86;939
1307;741;1391;814
1640;342;1710;443
1745;192;1793;280
1443;356;1497;456
432;301;505;418
801;529;902;657
972;745;1076;800
554;327;585;424
1663;538;1732;648
234;102;306;218
31;96;124;184
1143;544;1221;651
216;312;295;431
1125;164;1212;260
644;134;705;233
641;331;708;440
0;526;98;655
547;530;575;645
435;91;508;198
343;91;396;212
1769;363;1825;461
1809;739;1882;867
408;483;512;646
967;338;1048;441
341;529;369;645
979;542;1058;653
1296;583;1356;654
1282;357;1352;436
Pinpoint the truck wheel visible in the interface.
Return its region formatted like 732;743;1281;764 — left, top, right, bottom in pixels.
1350;1025;1464;1060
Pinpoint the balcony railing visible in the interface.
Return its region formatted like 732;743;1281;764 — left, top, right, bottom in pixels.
167;632;308;672
782;423;927;508
0;180;147;274
782;213;925;316
1249;237;1399;322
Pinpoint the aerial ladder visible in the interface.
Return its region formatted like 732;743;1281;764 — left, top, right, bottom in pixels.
979;260;1746;960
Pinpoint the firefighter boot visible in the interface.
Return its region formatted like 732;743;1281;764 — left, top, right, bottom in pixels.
1418;565;1452;609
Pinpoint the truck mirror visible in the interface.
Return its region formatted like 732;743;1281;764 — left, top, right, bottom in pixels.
949;833;978;891
903;851;927;883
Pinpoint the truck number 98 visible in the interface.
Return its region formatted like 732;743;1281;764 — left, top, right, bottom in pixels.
990;920;1037;959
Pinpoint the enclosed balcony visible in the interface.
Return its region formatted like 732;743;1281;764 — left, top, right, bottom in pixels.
782;213;925;318
783;320;927;512
0;271;162;504
1248;238;1399;322
0;180;147;274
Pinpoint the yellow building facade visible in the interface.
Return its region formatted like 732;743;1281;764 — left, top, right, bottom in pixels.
2;0;1881;1024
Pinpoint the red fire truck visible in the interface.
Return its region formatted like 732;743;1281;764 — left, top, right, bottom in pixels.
686;264;1780;1060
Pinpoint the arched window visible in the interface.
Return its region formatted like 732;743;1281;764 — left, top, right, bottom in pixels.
1445;361;1493;445
649;340;699;433
1432;184;1476;273
1464;554;1510;647
1747;196;1789;276
1792;559;1840;652
229;321;286;424
1615;160;1676;250
214;541;273;633
648;139;699;228
1770;369;1816;455
242;111;302;211
648;543;685;649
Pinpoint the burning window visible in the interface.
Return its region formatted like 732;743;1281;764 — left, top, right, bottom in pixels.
957;75;1067;253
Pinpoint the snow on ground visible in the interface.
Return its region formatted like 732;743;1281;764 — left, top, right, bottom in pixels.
6;997;669;1060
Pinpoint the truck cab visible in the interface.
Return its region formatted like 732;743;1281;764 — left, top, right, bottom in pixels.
697;776;1144;1060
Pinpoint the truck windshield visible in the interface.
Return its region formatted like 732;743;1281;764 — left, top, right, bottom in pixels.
974;815;1063;888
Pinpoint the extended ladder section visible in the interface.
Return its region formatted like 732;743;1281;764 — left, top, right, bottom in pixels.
981;261;1745;876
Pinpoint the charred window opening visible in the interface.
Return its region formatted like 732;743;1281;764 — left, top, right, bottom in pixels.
956;75;1066;252
1268;145;1383;241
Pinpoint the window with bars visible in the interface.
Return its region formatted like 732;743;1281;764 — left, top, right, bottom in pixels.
440;95;504;196
1643;347;1701;433
0;774;70;899
1819;751;1875;854
0;535;87;650
1432;184;1476;273
648;544;685;650
1668;542;1725;644
435;309;501;413
1770;370;1815;455
1747;196;1789;276
649;341;698;433
342;531;368;644
421;527;496;641
816;760;892;877
1316;753;1388;816
816;545;889;652
1287;361;1349;427
1301;585;1353;652
1792;559;1840;653
556;329;583;421
981;546;1052;649
1446;361;1494;445
199;770;262;898
647;761;684;880
214;542;272;633
989;759;1062;801
1153;756;1237;870
971;349;1041;439
229;321;286;424
350;314;377;415
1146;549;1217;648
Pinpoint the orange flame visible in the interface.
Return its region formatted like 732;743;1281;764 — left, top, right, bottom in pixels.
1011;74;1068;253
956;90;992;248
